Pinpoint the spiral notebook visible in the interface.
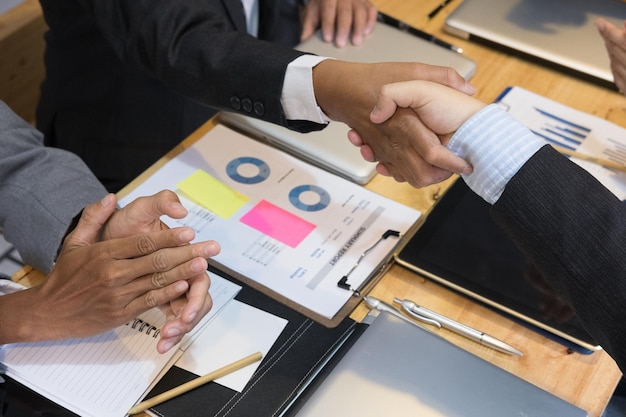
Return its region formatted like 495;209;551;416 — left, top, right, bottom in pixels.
0;271;363;417
0;274;241;417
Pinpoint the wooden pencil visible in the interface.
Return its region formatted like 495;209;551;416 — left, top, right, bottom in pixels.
128;351;263;415
551;144;626;174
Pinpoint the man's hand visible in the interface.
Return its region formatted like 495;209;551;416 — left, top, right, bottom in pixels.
0;194;218;353
300;0;378;47
102;190;187;239
344;80;484;187
100;191;220;352
313;61;476;187
596;18;626;95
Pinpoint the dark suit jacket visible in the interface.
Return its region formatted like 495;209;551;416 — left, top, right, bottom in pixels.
492;145;626;372
37;0;321;191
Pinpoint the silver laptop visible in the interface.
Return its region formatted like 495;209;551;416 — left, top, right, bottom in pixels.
291;310;588;417
444;0;626;85
221;21;476;184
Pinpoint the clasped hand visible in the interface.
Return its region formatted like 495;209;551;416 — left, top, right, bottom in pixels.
4;191;219;353
345;80;485;187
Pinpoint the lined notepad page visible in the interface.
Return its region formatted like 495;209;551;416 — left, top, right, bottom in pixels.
0;273;241;417
3;308;177;416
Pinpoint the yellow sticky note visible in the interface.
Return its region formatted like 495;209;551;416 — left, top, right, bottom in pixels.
177;170;249;219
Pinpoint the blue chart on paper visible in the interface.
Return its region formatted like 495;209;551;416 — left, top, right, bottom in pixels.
530;106;626;204
226;156;271;184
530;107;590;151
289;185;331;212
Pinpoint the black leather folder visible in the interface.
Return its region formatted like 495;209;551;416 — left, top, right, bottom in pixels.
143;268;362;417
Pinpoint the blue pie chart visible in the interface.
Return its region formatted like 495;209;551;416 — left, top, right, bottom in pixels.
289;185;330;211
226;156;270;184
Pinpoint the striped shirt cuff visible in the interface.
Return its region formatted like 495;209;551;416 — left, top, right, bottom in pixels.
447;104;546;204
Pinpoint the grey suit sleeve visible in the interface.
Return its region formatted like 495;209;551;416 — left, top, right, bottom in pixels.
492;145;626;371
0;101;107;273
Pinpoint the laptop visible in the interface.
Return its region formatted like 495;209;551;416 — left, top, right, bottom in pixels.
289;310;588;417
221;20;476;184
444;0;626;86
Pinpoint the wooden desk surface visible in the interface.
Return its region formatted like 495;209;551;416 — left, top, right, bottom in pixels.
0;0;46;123
12;0;624;416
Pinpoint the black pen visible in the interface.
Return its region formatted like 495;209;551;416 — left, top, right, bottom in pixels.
377;12;463;54
427;0;454;20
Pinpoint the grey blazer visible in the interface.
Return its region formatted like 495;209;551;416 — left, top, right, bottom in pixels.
0;101;106;272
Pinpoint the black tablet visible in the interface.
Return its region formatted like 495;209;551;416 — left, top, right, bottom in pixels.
395;179;600;352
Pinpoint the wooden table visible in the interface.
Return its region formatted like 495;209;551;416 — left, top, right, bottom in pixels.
0;0;46;123
11;0;625;415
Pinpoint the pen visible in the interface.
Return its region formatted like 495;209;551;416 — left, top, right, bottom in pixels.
363;296;436;330
393;298;523;356
378;12;463;53
127;352;263;415
427;0;454;19
551;144;626;173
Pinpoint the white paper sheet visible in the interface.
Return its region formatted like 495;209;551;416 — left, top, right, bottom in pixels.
176;300;287;392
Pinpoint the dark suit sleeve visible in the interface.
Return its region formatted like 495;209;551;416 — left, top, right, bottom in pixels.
61;0;322;131
491;145;626;371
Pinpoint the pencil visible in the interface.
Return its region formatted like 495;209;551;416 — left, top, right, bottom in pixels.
551;145;626;173
127;351;263;415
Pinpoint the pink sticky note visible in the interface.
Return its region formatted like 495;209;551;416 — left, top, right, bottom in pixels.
240;200;316;247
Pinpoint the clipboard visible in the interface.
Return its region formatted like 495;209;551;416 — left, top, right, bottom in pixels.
209;221;424;328
119;118;423;328
208;246;392;328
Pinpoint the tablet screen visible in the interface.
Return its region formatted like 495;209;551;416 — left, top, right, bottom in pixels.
395;179;598;350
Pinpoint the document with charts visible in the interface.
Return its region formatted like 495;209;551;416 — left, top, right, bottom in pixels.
120;124;421;322
496;86;626;201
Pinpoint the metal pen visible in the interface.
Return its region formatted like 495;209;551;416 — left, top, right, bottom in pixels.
363;296;434;331
393;298;523;356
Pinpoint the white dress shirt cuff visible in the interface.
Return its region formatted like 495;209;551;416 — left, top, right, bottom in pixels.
447;104;546;205
281;55;333;124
